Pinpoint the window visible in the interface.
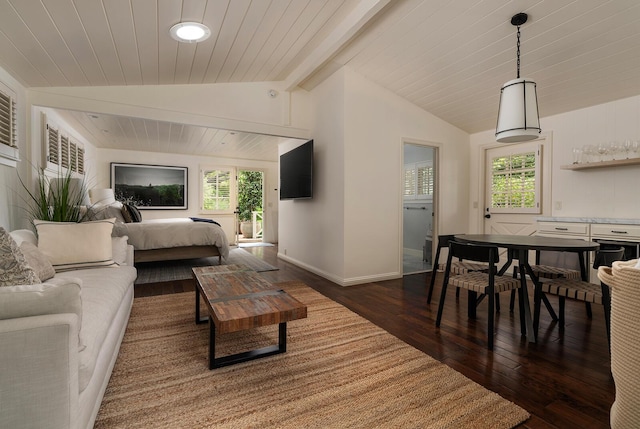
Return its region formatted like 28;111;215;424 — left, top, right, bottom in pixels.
404;161;433;200
45;119;85;175
201;167;235;213
489;143;541;213
0;87;17;148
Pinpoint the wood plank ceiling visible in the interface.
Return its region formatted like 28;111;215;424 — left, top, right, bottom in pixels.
1;0;640;160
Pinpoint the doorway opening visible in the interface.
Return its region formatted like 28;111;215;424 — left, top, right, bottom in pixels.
237;169;265;245
403;143;436;274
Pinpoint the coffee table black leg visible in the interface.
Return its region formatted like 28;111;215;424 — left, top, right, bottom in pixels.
279;321;287;352
209;322;288;370
209;318;216;370
195;288;210;324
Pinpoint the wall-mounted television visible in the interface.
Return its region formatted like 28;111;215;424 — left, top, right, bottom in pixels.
280;139;313;200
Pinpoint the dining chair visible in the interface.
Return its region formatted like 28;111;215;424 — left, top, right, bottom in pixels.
533;247;625;345
426;234;489;304
529;250;582;280
435;241;523;350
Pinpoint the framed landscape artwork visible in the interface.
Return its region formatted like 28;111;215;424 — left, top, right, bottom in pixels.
110;163;187;209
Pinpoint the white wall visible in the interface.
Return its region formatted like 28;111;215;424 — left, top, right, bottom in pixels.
96;148;278;244
280;67;470;286
469;95;640;230
278;68;347;282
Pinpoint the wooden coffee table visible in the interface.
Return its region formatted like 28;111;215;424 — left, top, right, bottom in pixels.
193;264;307;369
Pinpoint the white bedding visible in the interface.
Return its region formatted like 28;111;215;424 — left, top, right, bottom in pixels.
112;218;229;259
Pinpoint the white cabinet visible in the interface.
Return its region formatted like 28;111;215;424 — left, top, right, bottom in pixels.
538;221;640;284
536;221;590;280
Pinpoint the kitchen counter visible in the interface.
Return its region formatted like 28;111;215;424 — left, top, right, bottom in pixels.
537;217;640;225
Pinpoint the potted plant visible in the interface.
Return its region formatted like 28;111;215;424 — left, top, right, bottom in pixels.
237;171;263;239
19;167;89;223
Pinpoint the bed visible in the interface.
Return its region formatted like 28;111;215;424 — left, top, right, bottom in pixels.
112;218;230;265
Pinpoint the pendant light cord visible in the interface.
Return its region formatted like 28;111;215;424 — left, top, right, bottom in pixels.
516;26;521;79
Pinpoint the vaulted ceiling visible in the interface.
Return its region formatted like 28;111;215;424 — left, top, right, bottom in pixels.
1;0;640;160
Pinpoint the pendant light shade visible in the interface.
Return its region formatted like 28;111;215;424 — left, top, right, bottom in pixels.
496;13;541;143
496;77;540;142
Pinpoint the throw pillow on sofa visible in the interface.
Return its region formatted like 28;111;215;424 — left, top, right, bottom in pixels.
0;227;40;287
34;218;118;272
19;242;56;281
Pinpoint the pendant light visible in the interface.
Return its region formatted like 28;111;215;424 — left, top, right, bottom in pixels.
495;13;541;143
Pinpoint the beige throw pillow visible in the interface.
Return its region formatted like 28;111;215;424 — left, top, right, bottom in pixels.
20;242;56;281
0;227;40;287
34;218;117;272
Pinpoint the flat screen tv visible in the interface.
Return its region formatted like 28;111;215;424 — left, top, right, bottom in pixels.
280;140;313;200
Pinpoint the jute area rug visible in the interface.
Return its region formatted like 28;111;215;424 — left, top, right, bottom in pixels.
134;247;277;284
95;282;529;429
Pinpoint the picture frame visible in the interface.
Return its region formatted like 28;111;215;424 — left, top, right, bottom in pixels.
110;162;187;209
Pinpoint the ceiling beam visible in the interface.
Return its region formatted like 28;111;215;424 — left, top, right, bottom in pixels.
282;0;391;91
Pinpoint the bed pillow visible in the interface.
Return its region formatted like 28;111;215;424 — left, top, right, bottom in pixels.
19;241;56;281
87;202;126;223
34;218;118;272
121;205;133;223
0;227;40;287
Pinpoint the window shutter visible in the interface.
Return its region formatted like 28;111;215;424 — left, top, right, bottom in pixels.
60;135;69;168
417;165;433;197
202;168;232;211
404;168;415;197
489;144;540;213
77;147;85;174
0;89;16;148
70;141;78;172
48;125;59;165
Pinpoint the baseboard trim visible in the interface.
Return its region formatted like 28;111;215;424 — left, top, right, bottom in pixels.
277;253;402;287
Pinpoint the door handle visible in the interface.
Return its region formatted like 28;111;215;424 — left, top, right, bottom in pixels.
484;213;491;219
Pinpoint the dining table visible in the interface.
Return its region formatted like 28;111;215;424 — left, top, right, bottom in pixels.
454;234;600;343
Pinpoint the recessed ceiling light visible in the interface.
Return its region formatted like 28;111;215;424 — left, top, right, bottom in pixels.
170;22;211;43
88;114;100;119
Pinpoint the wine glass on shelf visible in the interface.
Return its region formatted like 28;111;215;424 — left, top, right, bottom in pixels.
623;140;632;159
582;144;595;163
632;140;640;158
597;142;608;162
609;141;620;161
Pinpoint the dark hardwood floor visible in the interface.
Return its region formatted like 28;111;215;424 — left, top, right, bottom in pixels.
135;245;615;429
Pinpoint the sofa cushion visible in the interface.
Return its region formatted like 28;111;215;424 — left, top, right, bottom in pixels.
57;266;137;392
34;218;118;272
112;236;129;266
0;280;84;350
20;242;56;281
0;227;40;287
8;229;38;246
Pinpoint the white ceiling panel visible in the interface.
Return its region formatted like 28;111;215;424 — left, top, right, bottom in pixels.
1;0;640;159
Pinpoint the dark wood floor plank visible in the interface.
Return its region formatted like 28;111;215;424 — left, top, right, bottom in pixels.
133;245;614;429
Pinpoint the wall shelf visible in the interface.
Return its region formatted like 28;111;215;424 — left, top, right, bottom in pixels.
560;157;640;170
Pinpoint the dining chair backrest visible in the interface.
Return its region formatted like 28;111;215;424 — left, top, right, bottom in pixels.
437;234;456;250
593;247;625;269
448;241;498;266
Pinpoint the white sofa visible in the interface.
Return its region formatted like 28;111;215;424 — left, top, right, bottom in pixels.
0;229;137;429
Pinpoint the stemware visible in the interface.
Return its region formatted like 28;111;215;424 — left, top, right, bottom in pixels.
597;142;608;162
582;144;595;163
623;140;632;159
609;141;620;161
